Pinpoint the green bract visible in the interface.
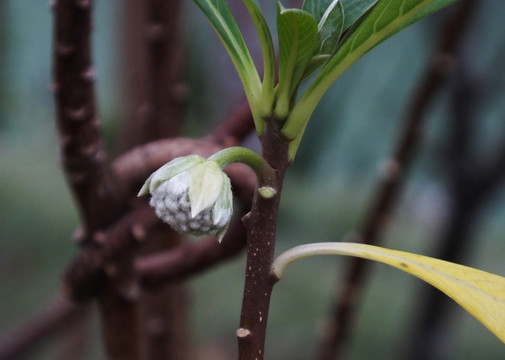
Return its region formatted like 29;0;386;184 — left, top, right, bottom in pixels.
138;155;233;243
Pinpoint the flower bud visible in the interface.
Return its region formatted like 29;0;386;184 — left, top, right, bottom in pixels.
138;155;233;242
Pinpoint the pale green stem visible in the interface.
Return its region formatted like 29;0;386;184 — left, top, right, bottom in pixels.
208;146;277;193
272;242;373;280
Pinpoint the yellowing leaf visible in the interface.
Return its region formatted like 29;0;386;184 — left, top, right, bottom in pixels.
272;242;505;344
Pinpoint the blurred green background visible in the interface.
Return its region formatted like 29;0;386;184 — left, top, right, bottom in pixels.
1;0;505;359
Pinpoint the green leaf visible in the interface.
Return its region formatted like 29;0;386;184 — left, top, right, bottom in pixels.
301;54;331;79
318;0;345;54
302;0;345;55
302;0;335;21
391;0;460;36
283;0;458;145
243;0;276;120
272;242;505;344
274;7;320;119
340;0;380;28
193;0;263;131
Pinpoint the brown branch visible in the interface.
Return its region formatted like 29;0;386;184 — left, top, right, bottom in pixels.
316;2;477;359
238;121;290;360
0;296;87;360
63;204;159;302
55;306;91;360
120;0;184;149
119;3;189;356
137;209;248;289
113;138;226;197
53;0;123;234
211;100;255;146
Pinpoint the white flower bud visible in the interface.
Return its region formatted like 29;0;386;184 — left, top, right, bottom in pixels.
138;155;233;242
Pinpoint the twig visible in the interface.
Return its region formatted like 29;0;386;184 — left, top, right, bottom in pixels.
316;2;477;359
0;296;87;360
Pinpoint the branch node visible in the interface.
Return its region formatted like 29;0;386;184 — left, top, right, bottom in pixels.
131;223;147;243
118;283;141;303
236;328;251;338
144;24;166;43
81;66;95;82
93;231;107;245
56;43;76;57
74;0;91;10
65;106;92;123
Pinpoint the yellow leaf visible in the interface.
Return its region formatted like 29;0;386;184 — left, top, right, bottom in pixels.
272;242;505;343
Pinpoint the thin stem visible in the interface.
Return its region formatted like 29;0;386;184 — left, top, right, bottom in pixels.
209;146;277;190
209;147;264;172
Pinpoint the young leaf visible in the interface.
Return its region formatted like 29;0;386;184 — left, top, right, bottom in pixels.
302;0;345;55
340;0;380;28
283;0;458;148
302;0;335;20
193;0;263;131
243;0;276;119
318;1;345;54
272;242;505;344
274;7;320;119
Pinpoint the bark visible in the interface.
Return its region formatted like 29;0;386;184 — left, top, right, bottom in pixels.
120;0;183;149
53;0;124;235
237;121;290;360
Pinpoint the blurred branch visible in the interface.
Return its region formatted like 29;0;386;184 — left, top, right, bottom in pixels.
119;2;189;357
407;19;505;360
120;0;184;149
63;204;159;301
55;311;91;360
113;138;225;197
137;208;249;289
53;2;142;358
0;296;87;360
211;100;254;146
52;0;123;234
317;2;477;359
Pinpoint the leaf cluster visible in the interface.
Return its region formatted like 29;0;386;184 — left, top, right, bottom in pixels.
193;0;458;159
